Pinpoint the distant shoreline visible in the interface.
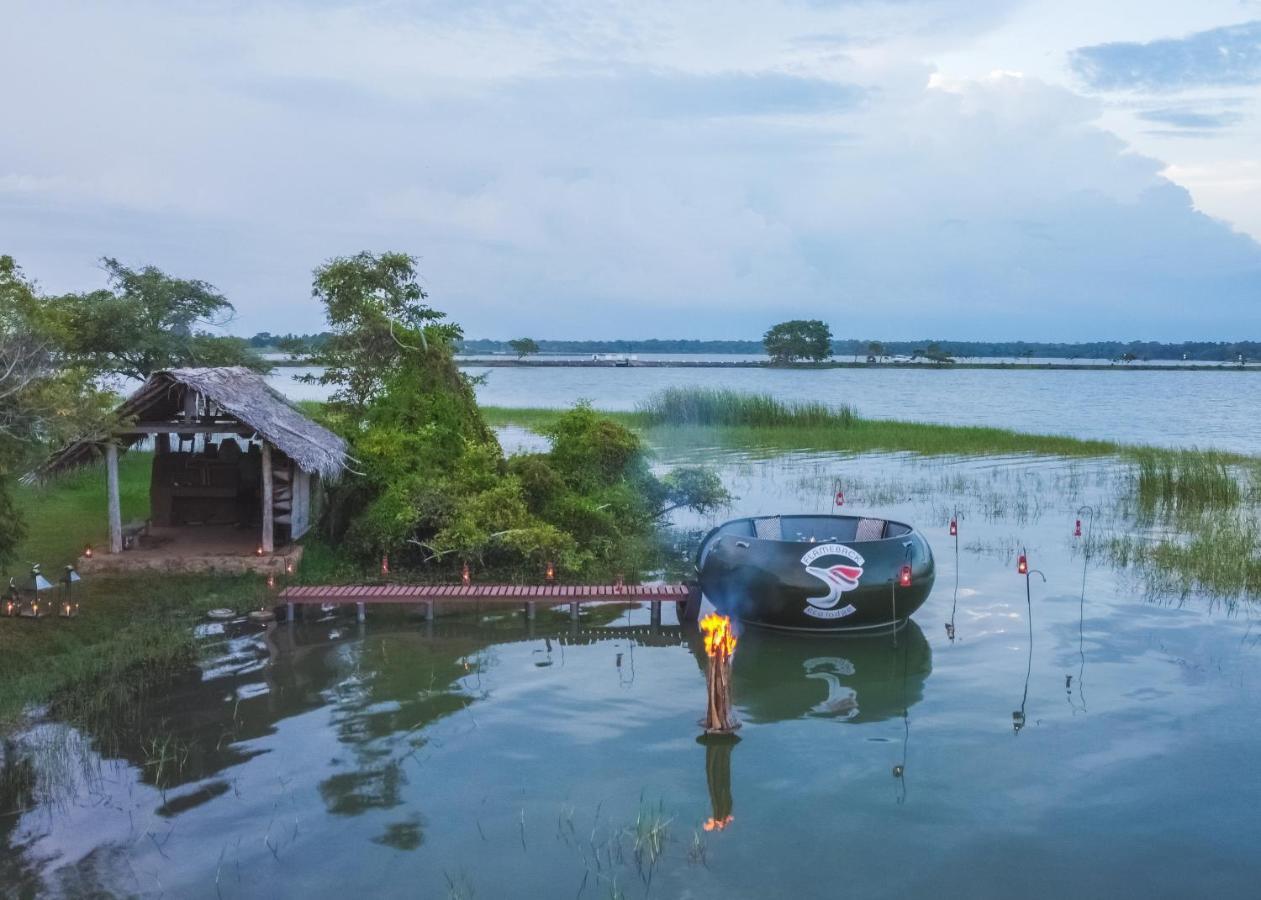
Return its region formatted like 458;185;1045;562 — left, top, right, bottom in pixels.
269;356;1257;372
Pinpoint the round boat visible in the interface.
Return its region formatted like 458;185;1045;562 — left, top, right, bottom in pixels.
697;513;935;632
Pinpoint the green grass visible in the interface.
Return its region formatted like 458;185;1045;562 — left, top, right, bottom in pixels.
2;454;270;729
1109;514;1261;599
1133;449;1251;512
639;387;856;428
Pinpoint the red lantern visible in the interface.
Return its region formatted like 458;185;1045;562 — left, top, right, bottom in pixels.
834;490;845;507
1017;553;1029;575
1074;519;1082;538
949;517;958;537
381;554;390;576
545;560;555;583
461;563;471;587
899;564;912;587
255;544;264;557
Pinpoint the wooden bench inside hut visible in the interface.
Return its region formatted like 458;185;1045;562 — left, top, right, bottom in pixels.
32;367;348;574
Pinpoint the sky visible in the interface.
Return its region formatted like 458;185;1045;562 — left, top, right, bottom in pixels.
1;0;1260;341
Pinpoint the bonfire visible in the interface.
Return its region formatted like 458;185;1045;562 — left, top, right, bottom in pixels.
700;613;740;735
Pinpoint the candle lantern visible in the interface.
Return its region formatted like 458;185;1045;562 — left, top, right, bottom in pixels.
545;560;555;583
1017;553;1029;575
285;559;295;575
25;564;54;618
949;517;958;537
255;544;264;557
834;490;845;507
266;573;276;590
380;554;390;577
4;579;17;617
461;562;471;587
898;564;912;588
1074;519;1082;538
60;566;82;617
83;544;93;559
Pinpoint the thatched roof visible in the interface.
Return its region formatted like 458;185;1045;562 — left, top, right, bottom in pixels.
31;367;348;482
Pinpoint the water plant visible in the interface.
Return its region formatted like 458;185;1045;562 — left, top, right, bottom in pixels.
638;387;855;429
1132;449;1246;512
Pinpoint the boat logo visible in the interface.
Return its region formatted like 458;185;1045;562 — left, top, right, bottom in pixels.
800;544;865;619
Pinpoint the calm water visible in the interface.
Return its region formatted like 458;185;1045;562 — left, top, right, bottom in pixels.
5;446;1260;897
270;364;1261;453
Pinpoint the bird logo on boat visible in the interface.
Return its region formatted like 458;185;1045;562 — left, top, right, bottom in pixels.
803;563;864;609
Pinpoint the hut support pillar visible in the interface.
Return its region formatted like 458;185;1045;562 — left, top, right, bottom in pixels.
650;600;662;630
525;601;536;621
106;443;122;554
570;602;579;621
356;602;366;623
260;442;274;554
425;601;434;622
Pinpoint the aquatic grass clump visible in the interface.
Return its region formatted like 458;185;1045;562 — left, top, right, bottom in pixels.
638;388;856;429
1109;515;1261;598
1133;449;1244;512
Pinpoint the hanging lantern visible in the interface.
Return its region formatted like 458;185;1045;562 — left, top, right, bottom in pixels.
266;573;276;589
545;560;555;583
461;562;471;587
285;559;295;575
4;580;16;617
834;490;845;507
380;554;390;576
1017;553;1029;575
83;544;93;559
898;564;912;587
60;566;81;617
949;517;958;537
255;544;264;557
1074;519;1082;538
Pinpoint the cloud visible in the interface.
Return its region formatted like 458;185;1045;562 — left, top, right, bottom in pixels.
1137;108;1244;129
1071;20;1261;92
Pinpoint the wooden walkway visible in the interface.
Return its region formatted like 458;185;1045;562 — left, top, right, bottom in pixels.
277;582;697;623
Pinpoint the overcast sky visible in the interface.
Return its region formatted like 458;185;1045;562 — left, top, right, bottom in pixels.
2;0;1260;340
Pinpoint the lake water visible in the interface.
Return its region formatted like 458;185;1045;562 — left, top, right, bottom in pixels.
272;364;1261;453
5;445;1260;897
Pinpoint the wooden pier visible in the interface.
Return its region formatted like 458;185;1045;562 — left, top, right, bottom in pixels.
277;582;699;625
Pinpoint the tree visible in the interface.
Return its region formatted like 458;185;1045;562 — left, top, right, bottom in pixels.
922;342;956;365
38;258;267;380
303;252;460;413
0;257;113;568
763;320;832;364
866;341;885;362
508;337;540;359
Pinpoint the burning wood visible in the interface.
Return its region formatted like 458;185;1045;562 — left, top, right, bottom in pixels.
700;613;740;735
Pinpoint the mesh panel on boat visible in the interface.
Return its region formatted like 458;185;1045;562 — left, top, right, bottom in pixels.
856;518;886;541
754;517;783;540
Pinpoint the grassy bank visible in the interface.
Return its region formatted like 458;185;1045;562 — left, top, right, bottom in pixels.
2;454;268;728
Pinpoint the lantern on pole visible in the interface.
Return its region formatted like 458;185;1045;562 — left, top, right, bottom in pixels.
949;517;958;537
380;554;390;577
545;560;555;583
1017;552;1029;575
1073;519;1082;538
25;564;54;618
898;564;913;588
83;544;93;560
461;562;471;587
834;490;845;507
4;579;17;617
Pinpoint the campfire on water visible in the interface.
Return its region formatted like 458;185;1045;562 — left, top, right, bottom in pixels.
700;613;740;735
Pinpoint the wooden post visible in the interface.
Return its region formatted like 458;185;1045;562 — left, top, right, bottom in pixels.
425;600;435;622
525;601;536;620
106;443;123;554
570;602;579;621
650;600;662;629
260;442;274;554
356;602;366;623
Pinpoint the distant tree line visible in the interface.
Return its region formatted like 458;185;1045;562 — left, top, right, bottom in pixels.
255;333;1261;363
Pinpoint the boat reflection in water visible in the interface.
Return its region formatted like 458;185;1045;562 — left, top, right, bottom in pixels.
720;619;933;725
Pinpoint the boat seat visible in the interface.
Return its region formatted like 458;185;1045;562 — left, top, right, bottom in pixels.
754;516;783;541
855;518;886;542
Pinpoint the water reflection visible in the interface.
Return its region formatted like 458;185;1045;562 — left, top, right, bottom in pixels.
718;621;933;725
699;735;737;832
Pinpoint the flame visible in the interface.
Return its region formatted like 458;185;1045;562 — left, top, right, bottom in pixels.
700;613;737;658
702;815;734;832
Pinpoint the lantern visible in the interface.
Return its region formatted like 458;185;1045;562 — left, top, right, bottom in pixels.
949;517;958;537
461;562;471;587
285;559;294;575
4;579;16;617
545;560;555;583
834;490;845;507
255;544;264;557
26;565;53;618
898;564;912;588
60;566;81;617
83;544;93;559
266;573;276;590
1074;519;1082;538
380;554;390;577
615;573;625;593
1017;553;1029;575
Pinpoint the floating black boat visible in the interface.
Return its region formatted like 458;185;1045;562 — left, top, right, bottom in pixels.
697;514;935;632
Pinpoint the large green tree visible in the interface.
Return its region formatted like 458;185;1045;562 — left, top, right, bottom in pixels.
311;251;726;577
763;319;832;364
38;257;266;380
0;257;113;569
508;337;539;359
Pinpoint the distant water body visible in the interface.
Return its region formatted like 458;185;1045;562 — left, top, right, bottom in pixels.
268;358;1260;453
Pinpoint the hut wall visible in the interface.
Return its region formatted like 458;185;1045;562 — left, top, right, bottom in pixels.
292;470;312;539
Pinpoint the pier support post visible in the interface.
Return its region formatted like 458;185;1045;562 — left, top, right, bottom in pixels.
286;602;294;622
650;600;662;630
260;442;274;554
425;600;434;622
569;602;579;621
525;601;536;621
356;602;365;623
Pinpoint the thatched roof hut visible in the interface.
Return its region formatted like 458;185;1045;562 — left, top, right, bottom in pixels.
34;367;348;566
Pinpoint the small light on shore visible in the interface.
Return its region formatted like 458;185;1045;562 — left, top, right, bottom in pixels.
461;562;471;587
834;490;845;507
545;560;555;583
255;544;264;557
84;544;93;559
285;559;294;575
1017;553;1029;575
266;573;276;589
381;554;390;577
1074;519;1082;538
949;517;957;537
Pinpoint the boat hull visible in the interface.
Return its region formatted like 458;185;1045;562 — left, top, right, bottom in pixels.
698;521;934;632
